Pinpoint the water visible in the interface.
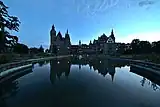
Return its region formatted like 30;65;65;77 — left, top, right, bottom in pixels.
0;56;160;107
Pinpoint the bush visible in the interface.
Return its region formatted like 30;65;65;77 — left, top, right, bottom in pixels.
0;54;13;64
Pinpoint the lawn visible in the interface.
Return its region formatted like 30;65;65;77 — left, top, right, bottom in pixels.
120;54;160;64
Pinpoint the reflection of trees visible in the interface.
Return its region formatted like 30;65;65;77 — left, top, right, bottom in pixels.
151;83;159;91
131;66;160;91
38;61;45;67
0;81;20;107
38;60;50;67
0;81;18;107
0;81;19;98
140;77;146;86
0;68;33;107
140;77;160;91
50;58;71;85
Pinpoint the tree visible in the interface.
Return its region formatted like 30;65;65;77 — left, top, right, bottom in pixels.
131;39;140;54
0;1;20;53
38;45;44;53
29;47;39;54
13;43;29;54
45;49;49;53
139;41;151;54
117;43;125;54
152;41;160;53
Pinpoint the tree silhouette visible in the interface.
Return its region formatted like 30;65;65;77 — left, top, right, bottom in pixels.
45;49;49;53
139;41;151;53
29;47;39;54
0;1;20;53
131;39;140;54
152;41;160;53
13;43;29;54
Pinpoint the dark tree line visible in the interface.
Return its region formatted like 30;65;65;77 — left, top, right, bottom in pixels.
117;39;160;55
13;44;44;54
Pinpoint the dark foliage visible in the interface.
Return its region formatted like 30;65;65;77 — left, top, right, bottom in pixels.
0;1;20;53
29;47;39;54
13;43;29;54
118;39;160;55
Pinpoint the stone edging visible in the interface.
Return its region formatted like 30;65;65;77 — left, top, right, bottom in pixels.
110;57;160;75
0;64;32;79
0;55;71;73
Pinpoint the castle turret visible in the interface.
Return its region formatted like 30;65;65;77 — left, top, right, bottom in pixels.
50;24;56;53
110;29;115;42
89;40;92;46
65;29;71;45
79;40;81;46
50;24;56;43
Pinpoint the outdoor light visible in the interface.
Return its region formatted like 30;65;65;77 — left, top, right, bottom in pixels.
57;61;60;64
100;61;101;63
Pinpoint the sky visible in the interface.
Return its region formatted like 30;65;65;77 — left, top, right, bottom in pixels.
3;0;160;48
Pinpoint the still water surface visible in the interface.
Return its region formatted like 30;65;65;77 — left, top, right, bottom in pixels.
0;56;160;107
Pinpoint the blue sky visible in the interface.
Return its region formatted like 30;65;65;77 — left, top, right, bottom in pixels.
4;0;160;48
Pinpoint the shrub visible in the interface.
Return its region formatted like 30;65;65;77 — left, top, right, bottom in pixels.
0;54;12;64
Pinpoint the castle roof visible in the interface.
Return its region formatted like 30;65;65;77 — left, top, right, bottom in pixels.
57;31;63;40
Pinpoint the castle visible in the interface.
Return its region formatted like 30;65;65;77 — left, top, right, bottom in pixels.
50;24;116;55
50;25;71;55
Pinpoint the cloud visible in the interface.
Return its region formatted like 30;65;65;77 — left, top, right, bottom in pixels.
74;0;119;16
116;32;160;43
138;0;155;7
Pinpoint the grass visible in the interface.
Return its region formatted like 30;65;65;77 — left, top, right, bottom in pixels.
120;54;160;64
0;53;53;64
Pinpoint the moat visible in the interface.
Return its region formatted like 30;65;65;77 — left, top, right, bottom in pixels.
0;56;160;107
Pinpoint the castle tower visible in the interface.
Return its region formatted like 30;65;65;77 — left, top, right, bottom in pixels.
79;40;81;46
50;24;56;53
65;29;71;46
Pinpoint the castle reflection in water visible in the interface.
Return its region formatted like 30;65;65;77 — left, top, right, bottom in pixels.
49;56;128;84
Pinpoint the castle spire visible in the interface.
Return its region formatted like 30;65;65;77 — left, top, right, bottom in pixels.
52;24;55;30
65;29;70;39
79;40;81;46
67;29;68;34
111;29;114;35
110;29;115;42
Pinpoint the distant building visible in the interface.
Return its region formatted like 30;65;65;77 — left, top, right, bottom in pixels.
89;29;116;55
50;25;71;55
